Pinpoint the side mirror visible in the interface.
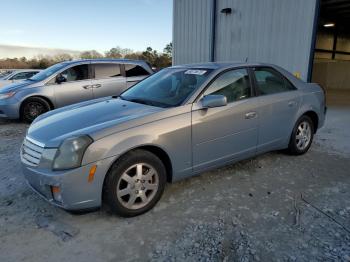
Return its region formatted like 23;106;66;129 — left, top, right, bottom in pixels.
56;74;67;84
201;95;227;108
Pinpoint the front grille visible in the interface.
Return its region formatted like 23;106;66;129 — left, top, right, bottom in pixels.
21;137;45;167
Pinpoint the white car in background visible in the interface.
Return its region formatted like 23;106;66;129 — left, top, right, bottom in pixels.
0;69;41;88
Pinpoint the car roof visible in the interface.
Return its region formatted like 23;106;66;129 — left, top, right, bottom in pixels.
60;59;149;66
12;69;42;73
8;69;41;73
171;61;272;70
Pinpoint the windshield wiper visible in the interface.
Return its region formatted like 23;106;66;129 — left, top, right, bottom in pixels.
120;95;170;108
119;95;149;105
128;98;155;106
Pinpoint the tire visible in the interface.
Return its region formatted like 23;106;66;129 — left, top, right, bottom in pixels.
287;115;314;155
21;97;51;123
103;149;167;217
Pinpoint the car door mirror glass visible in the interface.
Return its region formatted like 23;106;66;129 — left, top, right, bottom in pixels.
56;74;67;84
201;95;227;108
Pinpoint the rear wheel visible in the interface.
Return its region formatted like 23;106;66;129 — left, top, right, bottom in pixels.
103;150;166;217
288;115;314;155
21;97;51;123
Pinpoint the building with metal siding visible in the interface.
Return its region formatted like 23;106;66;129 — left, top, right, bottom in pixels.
173;0;318;81
173;0;214;65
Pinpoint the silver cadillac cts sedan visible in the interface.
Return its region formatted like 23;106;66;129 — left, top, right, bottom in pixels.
21;62;326;217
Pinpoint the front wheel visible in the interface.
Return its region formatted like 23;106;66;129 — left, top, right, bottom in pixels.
287;115;314;155
103;150;166;217
21;97;50;123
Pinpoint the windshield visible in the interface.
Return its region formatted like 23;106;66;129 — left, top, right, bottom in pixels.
29;62;69;82
121;68;213;108
0;71;13;79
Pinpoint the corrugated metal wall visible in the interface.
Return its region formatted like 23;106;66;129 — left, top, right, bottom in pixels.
173;0;213;65
173;0;318;81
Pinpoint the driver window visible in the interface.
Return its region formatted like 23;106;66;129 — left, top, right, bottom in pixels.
204;69;252;103
60;64;89;82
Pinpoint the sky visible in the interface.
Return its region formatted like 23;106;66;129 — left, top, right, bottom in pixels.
0;0;173;57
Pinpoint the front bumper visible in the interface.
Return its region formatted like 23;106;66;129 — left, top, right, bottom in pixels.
0;97;21;119
21;156;116;210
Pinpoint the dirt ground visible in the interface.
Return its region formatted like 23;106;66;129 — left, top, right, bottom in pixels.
0;90;349;262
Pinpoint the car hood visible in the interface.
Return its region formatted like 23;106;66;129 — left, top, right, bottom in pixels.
27;97;165;147
0;79;36;92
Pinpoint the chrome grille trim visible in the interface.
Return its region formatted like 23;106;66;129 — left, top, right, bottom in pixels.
21;137;45;167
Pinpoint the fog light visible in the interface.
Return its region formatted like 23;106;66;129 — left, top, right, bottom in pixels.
51;186;63;203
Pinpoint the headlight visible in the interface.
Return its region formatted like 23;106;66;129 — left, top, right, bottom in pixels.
53;135;93;170
0;92;16;100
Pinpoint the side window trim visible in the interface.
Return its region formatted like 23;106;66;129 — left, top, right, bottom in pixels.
194;66;255;103
90;64;95;79
247;67;258;97
252;66;297;96
121;64;126;77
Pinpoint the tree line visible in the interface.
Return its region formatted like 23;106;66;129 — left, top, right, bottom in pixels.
0;43;172;70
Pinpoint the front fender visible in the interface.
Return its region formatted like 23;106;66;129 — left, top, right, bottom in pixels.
83;133;162;165
82;110;193;181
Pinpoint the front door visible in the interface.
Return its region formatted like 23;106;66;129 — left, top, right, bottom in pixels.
192;68;259;172
53;63;93;108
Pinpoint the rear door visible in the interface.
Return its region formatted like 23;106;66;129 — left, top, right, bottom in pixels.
53;63;94;108
124;64;151;88
91;62;127;98
252;67;301;153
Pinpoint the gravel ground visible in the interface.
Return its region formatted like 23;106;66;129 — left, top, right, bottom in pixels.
0;91;349;262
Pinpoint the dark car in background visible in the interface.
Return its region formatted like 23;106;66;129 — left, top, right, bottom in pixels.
0;69;41;88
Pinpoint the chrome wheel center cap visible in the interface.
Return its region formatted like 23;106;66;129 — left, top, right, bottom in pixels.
135;182;142;190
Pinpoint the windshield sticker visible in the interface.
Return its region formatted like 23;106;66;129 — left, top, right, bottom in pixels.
185;70;207;75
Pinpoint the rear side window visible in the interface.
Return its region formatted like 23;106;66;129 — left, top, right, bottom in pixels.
125;64;150;77
253;68;296;95
94;63;121;79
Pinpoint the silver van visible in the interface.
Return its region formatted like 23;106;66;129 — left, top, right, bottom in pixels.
0;59;153;122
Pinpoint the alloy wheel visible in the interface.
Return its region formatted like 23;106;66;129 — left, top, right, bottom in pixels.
295;121;312;151
23;102;45;121
116;163;159;210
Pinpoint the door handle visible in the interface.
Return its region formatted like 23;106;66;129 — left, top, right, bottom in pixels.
82;85;92;89
245;112;257;119
92;84;101;88
288;101;296;107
